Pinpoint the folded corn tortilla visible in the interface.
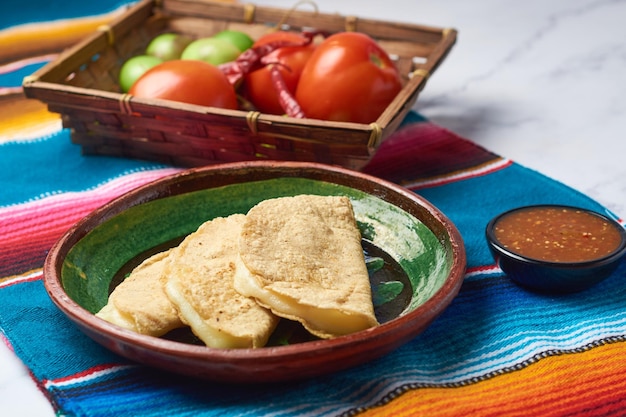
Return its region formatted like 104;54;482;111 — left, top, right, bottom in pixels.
164;214;279;348
234;195;379;339
96;250;184;337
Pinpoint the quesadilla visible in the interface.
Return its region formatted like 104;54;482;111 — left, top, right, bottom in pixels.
234;195;379;339
96;250;184;337
164;214;279;348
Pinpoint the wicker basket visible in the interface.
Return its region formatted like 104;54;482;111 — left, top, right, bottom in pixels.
22;0;457;170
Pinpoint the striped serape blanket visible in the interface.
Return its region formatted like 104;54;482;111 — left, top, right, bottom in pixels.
2;2;626;416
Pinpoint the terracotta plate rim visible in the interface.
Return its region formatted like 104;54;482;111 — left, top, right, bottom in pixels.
43;161;466;380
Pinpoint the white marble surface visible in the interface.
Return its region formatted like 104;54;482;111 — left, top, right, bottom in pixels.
2;0;625;415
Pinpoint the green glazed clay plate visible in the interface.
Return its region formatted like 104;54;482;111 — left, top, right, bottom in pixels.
44;161;466;383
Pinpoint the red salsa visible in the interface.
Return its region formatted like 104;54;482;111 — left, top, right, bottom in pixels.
494;207;623;263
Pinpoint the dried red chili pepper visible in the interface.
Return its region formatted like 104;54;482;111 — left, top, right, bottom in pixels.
218;42;284;86
268;64;305;118
218;30;325;117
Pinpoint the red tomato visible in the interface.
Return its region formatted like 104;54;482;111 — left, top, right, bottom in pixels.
129;59;238;109
243;31;315;115
295;32;402;124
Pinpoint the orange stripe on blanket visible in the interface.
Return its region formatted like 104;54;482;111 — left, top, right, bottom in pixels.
0;11;122;63
359;340;626;417
0;96;60;142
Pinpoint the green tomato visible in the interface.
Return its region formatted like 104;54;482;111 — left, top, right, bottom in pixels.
146;33;193;61
118;55;163;93
213;30;254;52
181;37;241;65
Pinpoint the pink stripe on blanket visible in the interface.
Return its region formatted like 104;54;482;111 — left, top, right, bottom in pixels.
0;168;181;277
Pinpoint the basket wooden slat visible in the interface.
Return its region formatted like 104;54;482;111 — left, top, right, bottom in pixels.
23;0;457;170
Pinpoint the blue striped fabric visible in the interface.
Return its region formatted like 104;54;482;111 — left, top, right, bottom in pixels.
2;118;625;416
6;267;625;416
0;129;167;207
